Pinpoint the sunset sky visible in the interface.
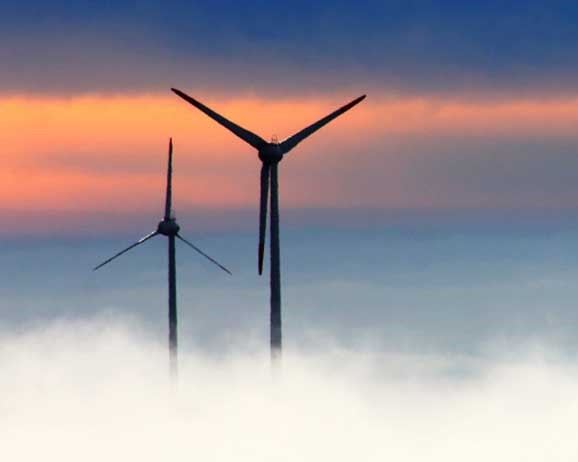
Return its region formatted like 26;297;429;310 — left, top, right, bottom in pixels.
3;1;578;236
4;4;578;460
3;0;578;347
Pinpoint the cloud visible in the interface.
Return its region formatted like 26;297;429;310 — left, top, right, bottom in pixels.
2;1;578;96
1;317;578;461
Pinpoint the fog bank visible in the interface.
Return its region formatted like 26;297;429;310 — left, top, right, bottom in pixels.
0;319;576;461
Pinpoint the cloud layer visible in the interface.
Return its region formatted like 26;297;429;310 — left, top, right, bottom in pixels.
1;318;577;461
3;1;578;96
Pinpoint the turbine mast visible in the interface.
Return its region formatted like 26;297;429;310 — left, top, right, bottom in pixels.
269;162;282;358
168;234;178;378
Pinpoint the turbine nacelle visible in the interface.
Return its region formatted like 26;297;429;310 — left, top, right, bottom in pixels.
258;142;283;163
157;218;180;236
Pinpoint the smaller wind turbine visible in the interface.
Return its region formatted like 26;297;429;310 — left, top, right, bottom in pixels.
93;138;231;377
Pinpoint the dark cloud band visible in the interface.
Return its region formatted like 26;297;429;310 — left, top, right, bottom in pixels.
2;0;578;96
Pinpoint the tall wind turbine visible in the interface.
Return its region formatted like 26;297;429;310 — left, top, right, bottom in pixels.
93;138;231;376
171;89;365;358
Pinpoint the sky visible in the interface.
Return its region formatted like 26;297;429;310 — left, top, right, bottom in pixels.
3;3;578;459
2;0;578;233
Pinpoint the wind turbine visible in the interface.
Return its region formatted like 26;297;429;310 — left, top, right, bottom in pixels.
171;88;366;358
93;138;231;376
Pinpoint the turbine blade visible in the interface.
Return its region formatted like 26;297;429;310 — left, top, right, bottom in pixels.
258;163;270;275
176;234;232;275
171;88;267;150
280;95;366;154
164;138;173;220
93;231;158;271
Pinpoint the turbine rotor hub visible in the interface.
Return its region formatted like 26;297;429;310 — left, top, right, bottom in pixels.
258;143;283;163
157;219;180;236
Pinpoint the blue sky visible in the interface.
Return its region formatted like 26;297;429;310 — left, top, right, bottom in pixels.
2;1;578;354
3;0;578;95
2;228;578;357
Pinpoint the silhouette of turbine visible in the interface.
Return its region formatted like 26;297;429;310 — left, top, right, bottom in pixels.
93;138;231;376
171;89;365;359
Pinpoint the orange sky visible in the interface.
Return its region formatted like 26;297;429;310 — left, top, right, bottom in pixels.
2;93;578;224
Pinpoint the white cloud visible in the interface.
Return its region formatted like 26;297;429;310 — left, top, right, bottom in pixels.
0;317;577;461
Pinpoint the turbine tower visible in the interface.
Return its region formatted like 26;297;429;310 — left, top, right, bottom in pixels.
171;89;365;359
93;138;231;376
